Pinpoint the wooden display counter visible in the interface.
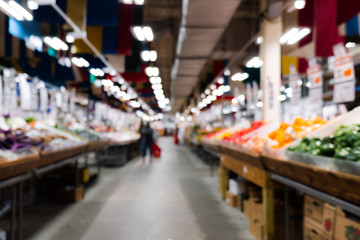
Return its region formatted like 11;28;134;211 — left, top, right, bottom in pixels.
215;141;360;240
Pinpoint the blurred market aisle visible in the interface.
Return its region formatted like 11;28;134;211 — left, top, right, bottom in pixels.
27;137;254;240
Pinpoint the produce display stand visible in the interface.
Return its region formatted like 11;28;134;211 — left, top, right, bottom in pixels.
218;151;277;240
0;139;110;240
200;138;221;176
100;137;140;167
216;141;360;240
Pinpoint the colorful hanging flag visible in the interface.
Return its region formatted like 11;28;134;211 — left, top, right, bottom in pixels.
338;13;360;36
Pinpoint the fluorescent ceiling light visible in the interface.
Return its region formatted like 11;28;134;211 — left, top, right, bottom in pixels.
246;57;263;68
287;28;311;45
346;42;356;48
90;68;104;77
134;0;144;5
71;57;89;68
9;0;33;21
217;77;224;84
150;76;161;84
256;36;264;45
154;89;163;95
149;50;157;61
141;50;157;62
132;26;154;42
143;26;154;41
294;0;306;9
27;0;38;10
152;84;162;90
132;26;145;41
279;28;299;44
231;72;249;81
44;36;68;51
66;34;75;43
0;0;24;21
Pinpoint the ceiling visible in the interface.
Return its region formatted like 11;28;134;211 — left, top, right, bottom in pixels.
143;0;260;113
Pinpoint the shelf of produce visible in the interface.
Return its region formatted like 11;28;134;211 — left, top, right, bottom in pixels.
0;154;40;181
262;154;360;205
38;144;88;168
218;141;264;169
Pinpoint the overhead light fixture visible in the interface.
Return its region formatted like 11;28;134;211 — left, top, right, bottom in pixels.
90;68;104;77
280;27;310;45
150;76;161;84
287;28;311;45
141;50;157;62
154;89;163;95
66;34;75;43
0;0;24;20
294;0;306;9
146;66;159;77
345;42;356;48
224;68;231;76
134;0;144;5
152;84;162;90
143;26;154;41
8;0;33;21
279;28;299;44
27;0;38;10
256;36;264;45
217;77;224;84
246;57;263;68
131;26;154;42
71;57;89;68
231;72;249;81
44;36;68;51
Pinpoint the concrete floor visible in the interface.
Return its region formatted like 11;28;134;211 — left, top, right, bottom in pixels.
25;137;255;240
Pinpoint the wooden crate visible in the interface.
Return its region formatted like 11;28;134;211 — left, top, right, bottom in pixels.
0;153;40;180
218;141;264;169
262;154;360;205
38;144;88;168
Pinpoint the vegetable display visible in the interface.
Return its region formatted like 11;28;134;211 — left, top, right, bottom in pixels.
288;124;360;162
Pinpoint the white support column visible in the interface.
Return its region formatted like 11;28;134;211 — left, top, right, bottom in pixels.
260;16;282;123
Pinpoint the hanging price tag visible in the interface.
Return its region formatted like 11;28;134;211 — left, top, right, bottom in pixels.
333;80;355;103
333;54;355;103
40;86;48;112
307;65;322;87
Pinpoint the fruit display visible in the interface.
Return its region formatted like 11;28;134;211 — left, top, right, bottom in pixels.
268;117;326;149
288;124;360;162
222;121;264;145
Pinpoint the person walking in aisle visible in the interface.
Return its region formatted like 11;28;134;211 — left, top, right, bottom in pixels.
140;121;154;163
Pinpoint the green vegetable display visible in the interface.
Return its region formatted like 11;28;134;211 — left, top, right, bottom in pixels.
288;124;360;162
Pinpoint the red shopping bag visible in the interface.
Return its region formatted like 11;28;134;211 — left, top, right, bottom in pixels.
152;142;161;158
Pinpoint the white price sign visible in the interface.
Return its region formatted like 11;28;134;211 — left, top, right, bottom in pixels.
333;80;355;103
333;54;355;103
334;55;355;83
307;65;322;87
